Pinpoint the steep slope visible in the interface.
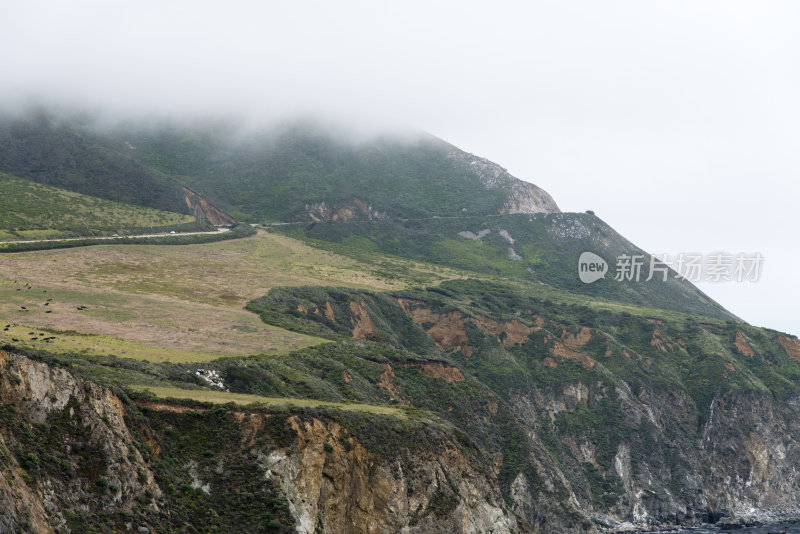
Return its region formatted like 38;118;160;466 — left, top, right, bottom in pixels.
88;117;735;320
0;112;191;214
0;349;519;533
0;111;733;319
0;112;236;226
279;212;736;321
242;281;800;530
95;119;560;222
0;171;203;239
0;230;797;531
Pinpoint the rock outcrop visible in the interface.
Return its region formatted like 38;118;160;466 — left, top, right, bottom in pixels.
295;197;388;222
0;350;520;533
254;286;800;531
447;151;560;215
266;417;517;534
182;185;237;225
0;350;161;532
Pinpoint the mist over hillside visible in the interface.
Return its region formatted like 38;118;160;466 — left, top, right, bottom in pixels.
2;3;800;530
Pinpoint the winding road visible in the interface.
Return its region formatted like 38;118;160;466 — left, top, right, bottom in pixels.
0;227;230;245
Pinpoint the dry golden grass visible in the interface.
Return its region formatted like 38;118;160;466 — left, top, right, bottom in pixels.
0;231;464;362
131;384;405;416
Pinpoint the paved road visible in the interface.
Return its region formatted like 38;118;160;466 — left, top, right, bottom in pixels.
0;227;230;245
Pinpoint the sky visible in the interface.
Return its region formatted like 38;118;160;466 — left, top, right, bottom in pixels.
1;0;798;335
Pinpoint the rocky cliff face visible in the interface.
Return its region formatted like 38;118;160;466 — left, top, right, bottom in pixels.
182;185;237;225
502;181;562;215
248;284;800;532
0;349;161;532
515;379;800;530
295;197;388;222
446;152;561;215
265;416;517;534
0;350;520;533
6;322;800;533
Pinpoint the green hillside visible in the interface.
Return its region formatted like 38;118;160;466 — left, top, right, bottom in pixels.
236;279;800;520
95;120;558;222
0;112;735;320
11;254;795;530
0;172;204;241
0;112;191;215
275;212;736;321
1;210;798;531
1;112;798;532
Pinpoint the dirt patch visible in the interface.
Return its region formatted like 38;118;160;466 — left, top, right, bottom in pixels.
645;317;666;327
551;338;595;369
349;301;378;339
476;315;538;347
378;363;399;397
343;371;353;383
650;329;673;352
734;331;755;357
527;313;546;328
398;299;472;357
724;362;736;372
543;356;558;368
235;412;268;448
323;301;336;322
399;298;541;355
297;303;324;318
130;423;162;457
561;327;592;350
182;186;237;225
778;336;800;363
333;206;359;221
415;362;464;382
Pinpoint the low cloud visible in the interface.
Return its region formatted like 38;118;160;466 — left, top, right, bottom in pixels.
2;0;799;334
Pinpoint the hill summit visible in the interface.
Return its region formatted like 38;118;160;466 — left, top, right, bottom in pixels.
95;119;561;222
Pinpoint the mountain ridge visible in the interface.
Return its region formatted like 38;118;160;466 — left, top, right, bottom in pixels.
0;110;736;321
6;110;796;532
0;112;236;227
91;119;561;222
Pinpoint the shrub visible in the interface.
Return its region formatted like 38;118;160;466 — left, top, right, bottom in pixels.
21;452;39;470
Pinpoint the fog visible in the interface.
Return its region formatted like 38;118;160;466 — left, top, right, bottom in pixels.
2;1;799;335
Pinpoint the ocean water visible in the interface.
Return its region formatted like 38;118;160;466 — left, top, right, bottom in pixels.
670;523;800;533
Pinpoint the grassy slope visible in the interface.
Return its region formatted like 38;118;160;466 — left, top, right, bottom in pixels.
96;120;517;221
130;385;406;416
0;172;200;240
0;225;742;368
3;220;799;526
231;280;800;511
107;120;736;322
277;212;737;321
0;113;191;215
0;230;471;363
4;114;733;321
